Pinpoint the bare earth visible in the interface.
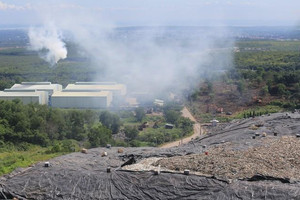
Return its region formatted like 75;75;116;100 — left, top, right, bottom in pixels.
156;136;300;180
160;106;203;148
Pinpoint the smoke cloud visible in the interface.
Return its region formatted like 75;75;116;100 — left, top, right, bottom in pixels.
28;23;67;66
29;3;233;96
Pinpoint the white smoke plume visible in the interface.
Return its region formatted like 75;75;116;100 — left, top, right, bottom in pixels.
28;23;67;66
29;3;233;96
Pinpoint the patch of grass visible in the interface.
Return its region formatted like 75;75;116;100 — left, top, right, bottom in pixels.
0;145;65;176
234;105;283;119
196;105;283;123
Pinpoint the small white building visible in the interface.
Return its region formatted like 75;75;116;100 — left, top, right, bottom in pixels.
0;90;48;105
51;91;112;109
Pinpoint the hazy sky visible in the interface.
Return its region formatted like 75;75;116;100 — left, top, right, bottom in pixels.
1;0;300;26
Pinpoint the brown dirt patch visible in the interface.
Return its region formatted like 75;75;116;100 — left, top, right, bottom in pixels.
155;136;300;180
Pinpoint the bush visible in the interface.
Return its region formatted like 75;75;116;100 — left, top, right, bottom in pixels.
99;111;122;134
269;100;283;106
124;126;139;140
88;123;112;148
164;110;180;124
134;107;145;122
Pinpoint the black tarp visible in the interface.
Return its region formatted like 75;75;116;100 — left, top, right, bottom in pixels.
1;112;300;199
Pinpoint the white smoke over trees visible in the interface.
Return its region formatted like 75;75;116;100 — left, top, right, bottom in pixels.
28;23;67;66
27;3;233;95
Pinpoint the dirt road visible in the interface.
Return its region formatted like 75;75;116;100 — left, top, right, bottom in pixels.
160;107;203;148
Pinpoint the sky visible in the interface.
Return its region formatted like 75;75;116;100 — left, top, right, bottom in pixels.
0;0;300;27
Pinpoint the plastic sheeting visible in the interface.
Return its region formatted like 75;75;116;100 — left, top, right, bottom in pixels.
1;112;300;199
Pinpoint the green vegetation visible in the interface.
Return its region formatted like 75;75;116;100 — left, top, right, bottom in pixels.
0;46;97;88
189;40;300;122
233;42;300;110
88;123;113;147
0;99;193;175
134;107;146;122
99;111;122;134
0;144;66;176
119;103;194;146
234;41;300;99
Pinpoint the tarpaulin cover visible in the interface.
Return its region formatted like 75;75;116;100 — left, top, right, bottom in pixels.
1;112;300;199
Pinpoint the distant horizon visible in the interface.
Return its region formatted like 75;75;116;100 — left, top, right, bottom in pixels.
0;24;299;29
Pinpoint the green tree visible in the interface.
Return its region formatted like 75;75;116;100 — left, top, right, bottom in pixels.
66;111;86;140
164;110;180;124
175;117;194;136
124;126;139;140
88;123;112;147
260;85;269;96
277;83;287;96
135;107;145;122
99;111;122;134
237;80;246;94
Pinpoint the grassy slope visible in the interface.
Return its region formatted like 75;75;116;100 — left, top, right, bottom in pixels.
0;146;65;176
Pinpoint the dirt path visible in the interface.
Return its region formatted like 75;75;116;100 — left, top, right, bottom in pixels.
160;107;203;148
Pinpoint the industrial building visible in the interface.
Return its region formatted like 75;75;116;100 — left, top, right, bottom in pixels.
10;82;63;96
0;81;125;109
65;82;126;96
0;90;48;105
51;91;112;109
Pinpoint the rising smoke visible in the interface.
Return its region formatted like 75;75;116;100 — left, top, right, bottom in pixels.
28;23;67;66
28;3;233;95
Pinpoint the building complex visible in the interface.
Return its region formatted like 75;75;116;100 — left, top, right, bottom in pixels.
0;82;126;109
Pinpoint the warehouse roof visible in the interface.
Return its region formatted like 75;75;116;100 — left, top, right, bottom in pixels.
74;82;117;85
65;84;125;91
0;91;46;97
11;82;62;91
52;91;112;97
65;83;126;95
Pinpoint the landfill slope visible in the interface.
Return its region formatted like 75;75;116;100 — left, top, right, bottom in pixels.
1;112;300;200
155;136;300;180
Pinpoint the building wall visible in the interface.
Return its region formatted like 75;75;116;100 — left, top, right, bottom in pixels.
51;96;111;108
0;91;48;105
0;96;40;105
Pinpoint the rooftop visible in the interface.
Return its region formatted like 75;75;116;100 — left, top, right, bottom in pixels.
0;91;46;97
65;84;126;92
52;91;112;97
75;82;117;85
11;82;62;91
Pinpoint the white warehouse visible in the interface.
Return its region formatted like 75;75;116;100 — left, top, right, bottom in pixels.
51;91;113;109
65;82;126;96
10;82;63;96
0;82;126;108
0;90;48;105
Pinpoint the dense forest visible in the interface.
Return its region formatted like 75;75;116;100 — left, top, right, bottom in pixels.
233;41;300;104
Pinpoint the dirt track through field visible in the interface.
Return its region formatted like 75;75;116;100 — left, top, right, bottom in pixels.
160;107;203;148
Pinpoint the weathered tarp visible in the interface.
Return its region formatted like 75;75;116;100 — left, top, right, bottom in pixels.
1;112;300;200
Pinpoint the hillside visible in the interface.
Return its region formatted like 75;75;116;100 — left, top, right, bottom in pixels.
187;40;300;122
